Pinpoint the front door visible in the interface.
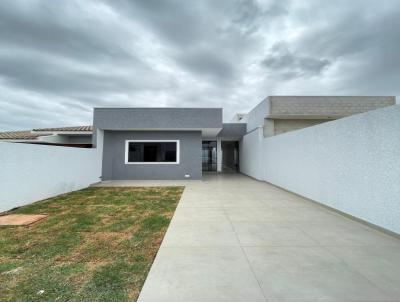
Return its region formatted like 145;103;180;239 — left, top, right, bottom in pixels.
202;141;217;171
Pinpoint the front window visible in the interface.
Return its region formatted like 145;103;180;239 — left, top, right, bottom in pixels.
125;140;179;164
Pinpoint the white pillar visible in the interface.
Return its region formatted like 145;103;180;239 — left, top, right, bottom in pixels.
217;138;222;172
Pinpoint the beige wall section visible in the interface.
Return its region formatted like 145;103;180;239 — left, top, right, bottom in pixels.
263;119;274;137
269;96;395;118
260;96;396;137
273;119;327;135
263;119;327;137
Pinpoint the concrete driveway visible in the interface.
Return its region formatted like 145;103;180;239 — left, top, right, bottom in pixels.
133;173;400;302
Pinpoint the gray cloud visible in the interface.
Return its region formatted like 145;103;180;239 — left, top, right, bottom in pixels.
0;0;399;131
174;48;235;81
231;0;288;34
261;42;331;79
296;4;400;95
0;2;136;64
100;0;265;83
0;51;169;95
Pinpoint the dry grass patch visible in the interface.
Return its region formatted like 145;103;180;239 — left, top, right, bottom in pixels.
0;186;183;302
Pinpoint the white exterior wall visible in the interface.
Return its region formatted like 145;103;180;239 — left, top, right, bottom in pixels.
38;134;70;144
239;128;263;180
240;105;400;234
0;130;103;212
246;99;270;132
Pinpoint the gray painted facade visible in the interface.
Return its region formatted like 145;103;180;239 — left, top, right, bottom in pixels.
218;123;247;138
102;131;202;180
93;107;224;180
94;107;222;134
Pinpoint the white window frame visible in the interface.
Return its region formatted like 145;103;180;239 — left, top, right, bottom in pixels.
125;140;180;165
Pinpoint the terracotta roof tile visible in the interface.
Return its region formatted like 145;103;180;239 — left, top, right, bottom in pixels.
32;125;93;132
0;126;93;140
0;131;44;140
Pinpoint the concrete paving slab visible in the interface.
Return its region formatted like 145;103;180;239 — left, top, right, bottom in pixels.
277;207;349;223
101;174;400;302
298;223;400;247
177;196;224;208
171;207;228;222
259;197;316;208
162;220;239;247
327;246;400;299
219;198;267;208
137;247;266;302
244;246;392;302
225;206;284;222
232;222;318;246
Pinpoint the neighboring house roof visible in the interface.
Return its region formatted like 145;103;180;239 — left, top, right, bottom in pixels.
0;126;93;141
0;130;47;140
32;126;93;132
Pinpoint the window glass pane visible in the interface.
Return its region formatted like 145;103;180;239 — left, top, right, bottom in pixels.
202;140;217;171
128;142;177;163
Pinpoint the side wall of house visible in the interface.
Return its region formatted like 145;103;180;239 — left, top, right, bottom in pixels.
102;131;202;180
0;130;103;212
240;105;400;234
246;98;270;132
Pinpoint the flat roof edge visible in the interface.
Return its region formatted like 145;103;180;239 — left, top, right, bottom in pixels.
268;95;396;98
93;107;223;110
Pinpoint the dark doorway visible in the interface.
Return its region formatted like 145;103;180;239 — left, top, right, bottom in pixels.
202;141;217;171
221;141;239;172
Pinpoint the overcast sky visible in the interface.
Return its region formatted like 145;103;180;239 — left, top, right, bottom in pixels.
0;0;399;130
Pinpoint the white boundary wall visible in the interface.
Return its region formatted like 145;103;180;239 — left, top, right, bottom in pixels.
240;105;400;234
0;130;103;212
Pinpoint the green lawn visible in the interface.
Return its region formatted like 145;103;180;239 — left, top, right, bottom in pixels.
0;186;183;302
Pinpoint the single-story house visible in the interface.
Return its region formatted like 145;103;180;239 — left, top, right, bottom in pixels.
92;96;395;180
1;96;395;180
